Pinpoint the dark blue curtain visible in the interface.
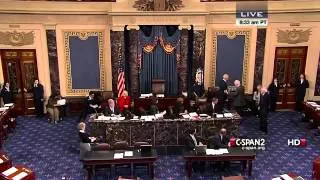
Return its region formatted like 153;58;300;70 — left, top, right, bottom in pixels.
139;26;180;96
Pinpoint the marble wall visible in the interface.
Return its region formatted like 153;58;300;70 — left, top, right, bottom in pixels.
110;31;125;96
253;28;266;90
46;30;60;95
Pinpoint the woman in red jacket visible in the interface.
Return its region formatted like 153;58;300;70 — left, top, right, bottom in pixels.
118;90;131;112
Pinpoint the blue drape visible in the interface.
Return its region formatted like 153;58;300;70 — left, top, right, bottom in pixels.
139;26;180;96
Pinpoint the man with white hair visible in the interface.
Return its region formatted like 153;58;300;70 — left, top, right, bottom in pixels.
259;87;270;133
218;73;230;108
233;80;245;115
104;98;120;116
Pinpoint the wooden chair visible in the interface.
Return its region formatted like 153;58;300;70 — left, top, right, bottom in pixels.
112;141;129;150
152;79;165;95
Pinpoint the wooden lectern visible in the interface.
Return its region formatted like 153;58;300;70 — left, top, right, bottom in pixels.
152;79;165;95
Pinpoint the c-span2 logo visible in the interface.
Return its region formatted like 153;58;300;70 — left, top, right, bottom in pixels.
288;138;307;147
230;138;266;150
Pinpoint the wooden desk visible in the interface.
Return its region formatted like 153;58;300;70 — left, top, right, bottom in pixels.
133;97;190;114
88;114;241;146
0;165;35;180
302;102;320;128
81;149;157;180
184;148;256;178
0;152;12;173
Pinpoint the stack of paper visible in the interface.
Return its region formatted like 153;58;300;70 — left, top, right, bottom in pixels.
0;107;9;111
2;167;18;176
118;117;125;120
224;113;233;118
216;114;224;118
56;99;66;106
12;172;28;180
280;174;294;180
124;151;133;157
206;148;229;155
156;94;165;98
114;153;124;159
4;103;14;107
189;112;198;117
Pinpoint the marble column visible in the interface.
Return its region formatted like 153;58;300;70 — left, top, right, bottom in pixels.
253;28;267;89
192;28;206;90
110;27;125;96
179;29;189;93
46;28;60;95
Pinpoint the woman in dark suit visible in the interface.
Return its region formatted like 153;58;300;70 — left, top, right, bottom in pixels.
1;82;14;105
296;74;309;111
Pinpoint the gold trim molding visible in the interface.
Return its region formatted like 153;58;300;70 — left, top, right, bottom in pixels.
212;30;251;88
63;30;105;96
277;28;311;44
0;30;34;46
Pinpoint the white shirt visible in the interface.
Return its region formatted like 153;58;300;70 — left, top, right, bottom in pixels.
212;102;215;111
110;107;114;113
190;134;197;146
274;82;278;87
301;79;304;84
79;130;85;133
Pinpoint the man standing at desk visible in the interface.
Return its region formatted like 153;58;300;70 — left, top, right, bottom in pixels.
32;79;44;117
218;74;229;109
259;87;269;133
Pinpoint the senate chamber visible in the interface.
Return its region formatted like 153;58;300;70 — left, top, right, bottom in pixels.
0;0;320;180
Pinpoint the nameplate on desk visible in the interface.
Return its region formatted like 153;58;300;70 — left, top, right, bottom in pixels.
2;167;18;176
4;103;13;107
12;172;28;180
114;153;124;159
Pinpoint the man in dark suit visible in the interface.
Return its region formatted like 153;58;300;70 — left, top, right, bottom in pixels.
83;91;98;119
218;74;229;109
211;128;230;149
0;82;13;105
32;79;44;117
296;74;309;111
259;87;269;133
232;80;245;116
207;97;222;116
210;128;230;172
268;78;280;112
104;98;120;116
173;97;185;118
184;128;205;172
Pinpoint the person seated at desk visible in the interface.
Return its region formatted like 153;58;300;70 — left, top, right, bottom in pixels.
173;97;185;117
0;82;14;105
85;91;99;115
184;128;205;173
118;90;131;113
188;99;200;114
210;128;230;173
206;97;222;116
78;122;107;151
149;96;159;115
46;94;59;124
104;99;120;116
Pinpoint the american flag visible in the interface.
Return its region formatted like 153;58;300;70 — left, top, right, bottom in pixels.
117;63;125;97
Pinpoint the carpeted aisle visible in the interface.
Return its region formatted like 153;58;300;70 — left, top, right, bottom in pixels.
3;112;320;180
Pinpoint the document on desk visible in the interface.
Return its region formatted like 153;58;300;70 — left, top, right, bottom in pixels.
280;174;294;180
0;158;3;164
182;114;190;119
114;153;124;159
189;112;198;117
0;107;9;111
223;113;233;118
271;178;281;180
124;151;133;157
118;117;125;121
57;99;66;106
4;103;14;107
2;167;18;176
206;148;229;155
12;172;28;180
216;114;224;118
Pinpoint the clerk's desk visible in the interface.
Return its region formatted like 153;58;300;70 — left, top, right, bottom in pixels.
184;147;256;178
0;105;16;149
81;149;157;180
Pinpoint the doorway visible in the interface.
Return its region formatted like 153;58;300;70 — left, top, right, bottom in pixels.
273;47;307;109
1;49;38;114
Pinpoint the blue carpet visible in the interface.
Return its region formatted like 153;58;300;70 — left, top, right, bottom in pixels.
3;112;320;180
